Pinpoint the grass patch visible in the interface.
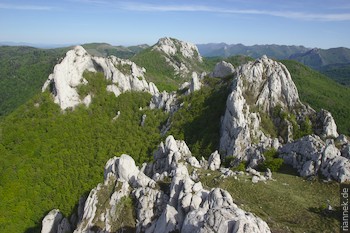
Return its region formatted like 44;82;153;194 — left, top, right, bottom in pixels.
200;166;340;233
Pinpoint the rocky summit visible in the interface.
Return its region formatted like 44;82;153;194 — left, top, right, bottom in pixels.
152;37;203;78
42;46;159;110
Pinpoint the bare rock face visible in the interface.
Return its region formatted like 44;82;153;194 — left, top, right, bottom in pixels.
152;135;200;176
182;188;271;233
42;46;159;110
41;209;71;233
208;150;221;171
188;72;202;94
41;209;63;233
315;109;339;139
209;61;235;78
220;56;304;162
152;37;203;78
149;91;177;113
279;135;350;182
154;37;202;62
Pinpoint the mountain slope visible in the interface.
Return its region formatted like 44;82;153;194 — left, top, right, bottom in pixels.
197;43;309;59
0;73;167;233
132;37;206;91
82;43;148;59
289;47;350;86
281;60;350;135
0;46;69;117
289;47;350;67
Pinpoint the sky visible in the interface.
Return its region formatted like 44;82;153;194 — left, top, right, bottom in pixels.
0;0;350;48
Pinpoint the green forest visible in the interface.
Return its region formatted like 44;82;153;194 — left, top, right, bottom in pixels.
282;60;350;135
0;46;68;118
0;72;167;232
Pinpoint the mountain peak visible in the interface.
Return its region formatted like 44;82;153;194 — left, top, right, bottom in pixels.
153;37;202;62
42;46;159;110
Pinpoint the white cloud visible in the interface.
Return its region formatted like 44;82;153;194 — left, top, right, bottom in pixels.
119;2;350;22
0;3;52;11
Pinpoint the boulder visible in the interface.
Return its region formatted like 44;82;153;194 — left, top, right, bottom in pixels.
279;135;350;182
208;151;221;171
41;209;63;233
315;109;339;138
209;61;235;78
187;72;202;94
149;91;177;113
182;188;271;233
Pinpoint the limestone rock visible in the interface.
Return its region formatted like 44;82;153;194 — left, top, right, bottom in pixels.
187;72;202;94
279;135;350;182
152;205;179;233
209;61;235;78
182;188;271;233
265;168;273;180
152;37;203;79
133;186;168;232
315;109;339;139
219;56;308;165
42;46;159;110
41;209;63;233
154;37;202;62
42;136;272;233
57;218;71;233
152;135;199;175
208;151;221;171
140;114;147;127
149;91;177;113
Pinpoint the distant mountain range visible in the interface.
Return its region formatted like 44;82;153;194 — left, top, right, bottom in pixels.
81;43;149;59
197;43;310;60
197;43;350;86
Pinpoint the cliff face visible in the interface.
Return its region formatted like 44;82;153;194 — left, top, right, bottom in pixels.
152;37;203;79
220;56;305;164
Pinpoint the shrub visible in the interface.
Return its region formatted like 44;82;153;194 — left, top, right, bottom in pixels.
222;156;236;168
259;148;284;172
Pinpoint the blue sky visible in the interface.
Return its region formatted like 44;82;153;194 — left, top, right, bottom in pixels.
0;0;349;48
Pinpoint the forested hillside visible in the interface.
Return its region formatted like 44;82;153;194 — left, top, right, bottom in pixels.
0;46;68;117
282;60;350;135
0;72;167;232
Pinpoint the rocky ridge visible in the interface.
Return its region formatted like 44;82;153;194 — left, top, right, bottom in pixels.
152;37;203;78
219;55;350;182
41;136;271;233
42;45;159;110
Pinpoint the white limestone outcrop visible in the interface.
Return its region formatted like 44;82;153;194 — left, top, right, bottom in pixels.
152;37;203;78
279;135;350;182
42;135;271;233
149;91;177;113
220;56;303;163
154;37;202;62
315;109;339;139
208;150;221;171
42;46;159;110
209;61;235;78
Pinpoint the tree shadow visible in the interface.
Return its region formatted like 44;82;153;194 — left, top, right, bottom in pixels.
276;163;300;176
308;206;341;221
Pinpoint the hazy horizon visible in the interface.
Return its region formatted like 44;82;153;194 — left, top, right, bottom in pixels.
1;0;350;49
